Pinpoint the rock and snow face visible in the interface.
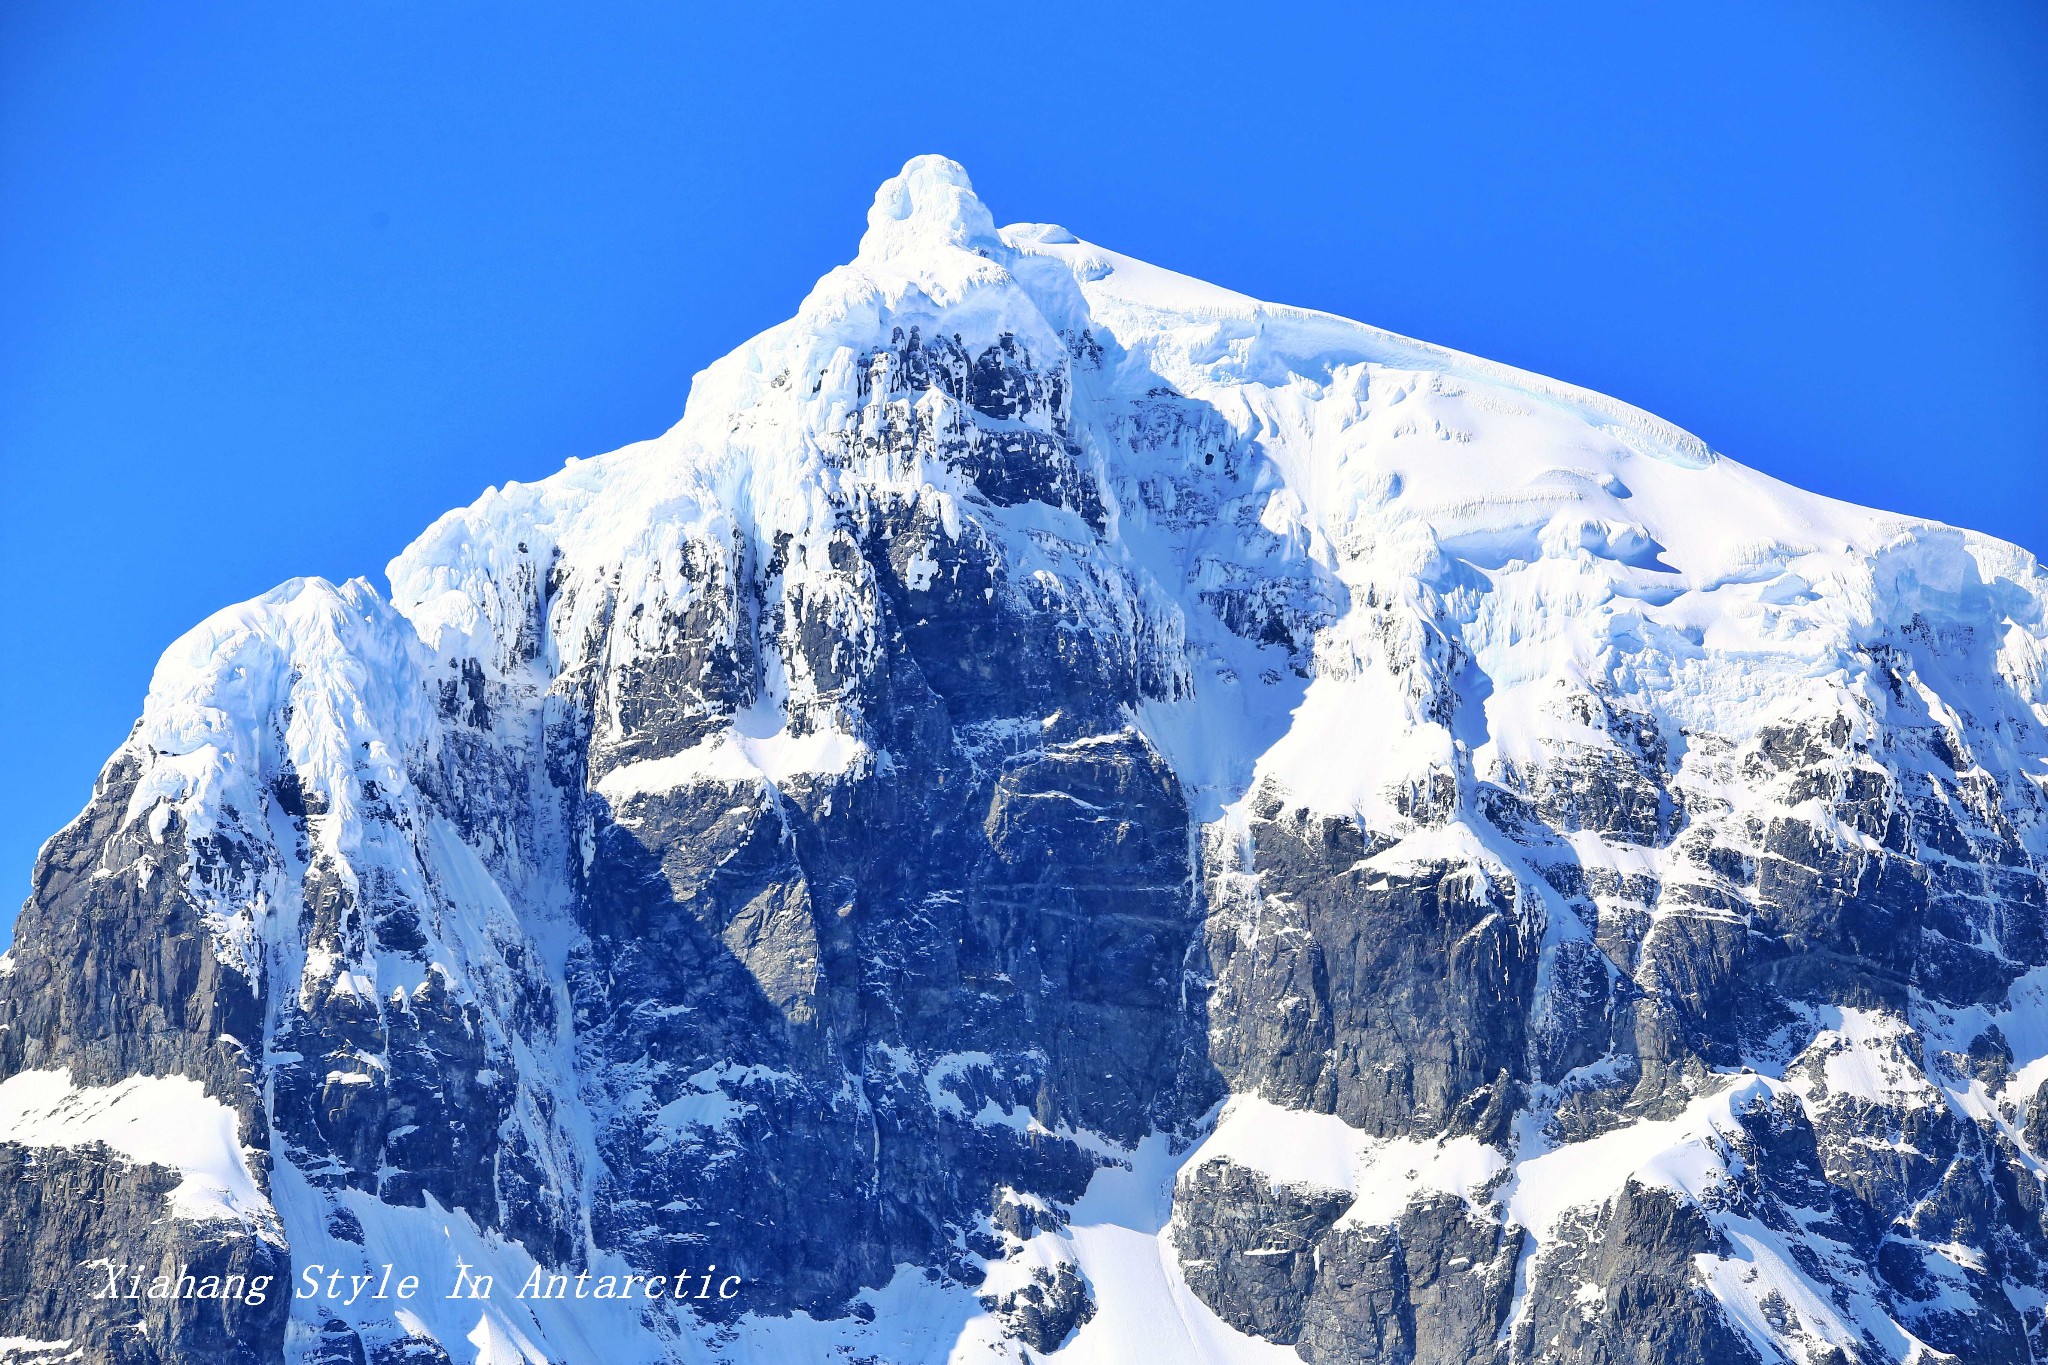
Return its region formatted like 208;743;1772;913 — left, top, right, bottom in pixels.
6;154;2048;1364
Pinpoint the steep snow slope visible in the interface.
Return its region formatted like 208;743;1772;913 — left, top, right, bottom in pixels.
4;156;2048;1365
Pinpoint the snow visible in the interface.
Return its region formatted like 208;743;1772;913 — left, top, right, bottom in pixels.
922;1051;998;1118
1503;1077;1774;1238
643;1063;792;1151
1345;1136;1508;1226
1807;1007;1936;1107
1052;1135;1300;1365
344;153;2048;890
1184;1095;1358;1193
596;719;865;799
0;1339;80;1364
268;1161;674;1365
1179;1093;1505;1225
0;1069;268;1224
1698;1219;1925;1365
859;155;1003;264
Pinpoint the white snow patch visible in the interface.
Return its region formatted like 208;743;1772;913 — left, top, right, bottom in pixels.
1184;1095;1358;1193
596;724;864;798
1808;1007;1934;1107
1058;1134;1303;1365
0;1069;267;1223
1505;1076;1775;1236
1183;1094;1504;1226
1344;1136;1508;1226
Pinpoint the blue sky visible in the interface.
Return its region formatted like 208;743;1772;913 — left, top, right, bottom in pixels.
2;2;2043;937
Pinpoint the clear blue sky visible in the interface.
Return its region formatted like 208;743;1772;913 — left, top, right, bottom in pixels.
2;2;2043;938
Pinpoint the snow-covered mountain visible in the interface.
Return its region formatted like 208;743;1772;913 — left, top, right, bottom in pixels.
6;154;2048;1365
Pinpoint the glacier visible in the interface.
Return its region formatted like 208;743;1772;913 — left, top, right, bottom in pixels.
3;154;2048;1364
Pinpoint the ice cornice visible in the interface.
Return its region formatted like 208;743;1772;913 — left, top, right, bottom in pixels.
791;156;1043;329
856;155;1001;262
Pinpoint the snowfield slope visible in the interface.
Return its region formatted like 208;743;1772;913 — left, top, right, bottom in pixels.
6;156;2048;1365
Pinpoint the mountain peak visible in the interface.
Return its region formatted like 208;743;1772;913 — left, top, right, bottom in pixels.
857;154;1000;262
12;149;2048;1365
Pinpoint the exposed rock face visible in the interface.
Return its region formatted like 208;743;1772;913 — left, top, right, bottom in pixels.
4;156;2048;1363
1175;1158;1354;1343
980;1261;1096;1354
